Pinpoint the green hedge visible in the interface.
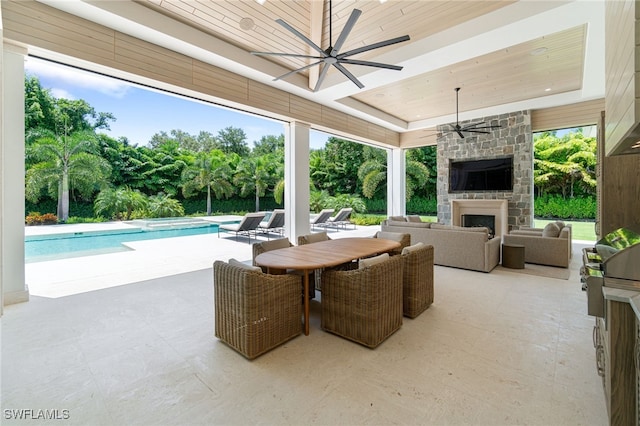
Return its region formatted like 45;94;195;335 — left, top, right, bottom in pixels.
534;195;596;220
182;197;283;216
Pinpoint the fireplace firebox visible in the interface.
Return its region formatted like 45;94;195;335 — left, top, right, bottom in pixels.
461;214;495;238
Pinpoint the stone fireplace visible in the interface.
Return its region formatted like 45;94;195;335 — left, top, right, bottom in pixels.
436;110;533;232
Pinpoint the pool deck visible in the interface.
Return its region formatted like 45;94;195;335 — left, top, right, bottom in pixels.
25;218;380;299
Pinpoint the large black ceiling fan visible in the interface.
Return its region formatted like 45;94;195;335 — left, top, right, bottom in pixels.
440;87;502;139
250;0;410;92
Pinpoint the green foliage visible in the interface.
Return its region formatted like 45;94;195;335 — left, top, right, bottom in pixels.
534;194;596;219
406;196;437;215
146;193;185;218
65;216;108;224
94;186;148;220
351;213;386;226
363;198;386;214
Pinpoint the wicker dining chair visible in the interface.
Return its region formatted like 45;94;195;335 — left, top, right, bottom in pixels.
373;231;411;256
400;243;434;318
213;260;302;360
321;254;404;348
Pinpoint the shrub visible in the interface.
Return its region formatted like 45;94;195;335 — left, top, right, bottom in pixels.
25;212;58;225
351;213;386;226
534;195;596;220
406;196;437;215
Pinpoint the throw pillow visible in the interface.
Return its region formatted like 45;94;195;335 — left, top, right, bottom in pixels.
401;242;425;255
359;252;390;269
541;222;561;238
229;258;262;272
406;215;423;223
554;220;566;230
389;216;407;222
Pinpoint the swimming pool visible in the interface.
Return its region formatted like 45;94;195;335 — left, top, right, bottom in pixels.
25;223;221;263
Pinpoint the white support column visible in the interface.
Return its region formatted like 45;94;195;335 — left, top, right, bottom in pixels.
1;42;28;307
387;147;406;218
283;122;310;243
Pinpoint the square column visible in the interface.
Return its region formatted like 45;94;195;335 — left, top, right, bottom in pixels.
283;121;310;242
1;42;28;307
387;148;405;218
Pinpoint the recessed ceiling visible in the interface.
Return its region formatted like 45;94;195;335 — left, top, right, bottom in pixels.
39;0;605;135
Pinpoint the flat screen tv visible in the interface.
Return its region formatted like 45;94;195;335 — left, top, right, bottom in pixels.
449;157;513;192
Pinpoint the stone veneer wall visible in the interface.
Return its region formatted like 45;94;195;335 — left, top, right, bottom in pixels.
436;110;533;230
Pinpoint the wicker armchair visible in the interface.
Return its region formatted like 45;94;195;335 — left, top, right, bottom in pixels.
252;238;314;300
321;254;404;348
213;260;302;359
401;244;434;318
373;231;411;256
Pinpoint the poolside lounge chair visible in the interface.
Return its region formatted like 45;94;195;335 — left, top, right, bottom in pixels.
217;212;265;243
310;209;334;230
321;208;354;230
258;209;285;239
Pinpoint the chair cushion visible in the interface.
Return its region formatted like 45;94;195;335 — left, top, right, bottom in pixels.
304;232;330;244
542;222;561;238
228;258;262;272
406;215;423;223
359;253;390;269
389;216;407;222
401;242;425;255
555;220;566;230
259;238;291;251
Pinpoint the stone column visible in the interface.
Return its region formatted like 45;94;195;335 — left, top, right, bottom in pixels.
1;41;28;307
283;121;310;242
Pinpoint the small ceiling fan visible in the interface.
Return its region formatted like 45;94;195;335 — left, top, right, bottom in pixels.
425;87;502;139
448;87;502;138
251;0;410;92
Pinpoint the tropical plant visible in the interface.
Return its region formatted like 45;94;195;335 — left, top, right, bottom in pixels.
181;150;235;215
94;186;147;220
25;129;111;221
233;155;273;212
146;193;185;218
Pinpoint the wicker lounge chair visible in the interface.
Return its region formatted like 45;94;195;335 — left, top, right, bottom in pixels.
321;254;404;348
310;209;334;230
217;212;265;243
373;231;411;256
213;259;302;359
401;243;434;318
258;209;285;239
252;238;315;300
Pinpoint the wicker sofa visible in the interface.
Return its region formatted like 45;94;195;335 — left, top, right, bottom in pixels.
381;218;500;272
502;222;572;268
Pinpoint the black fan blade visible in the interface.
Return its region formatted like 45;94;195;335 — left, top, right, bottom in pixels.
313;62;331;92
338;35;410;59
450;124;465;139
339;58;403;71
333;63;364;89
273;60;324;81
330;9;362;56
462;121;486;129
276;19;326;56
251;51;325;59
465;130;490;134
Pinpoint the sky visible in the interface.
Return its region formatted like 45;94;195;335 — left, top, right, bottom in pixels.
24;57;329;150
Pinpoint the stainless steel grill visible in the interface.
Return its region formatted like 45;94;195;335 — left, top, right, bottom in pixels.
582;227;640;317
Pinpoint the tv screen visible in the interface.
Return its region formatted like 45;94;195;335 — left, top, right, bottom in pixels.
449;157;513;192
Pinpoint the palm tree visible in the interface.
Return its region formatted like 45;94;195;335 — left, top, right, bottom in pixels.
25;129;111;221
233;155;272;212
94;186;147;220
147;193;185;218
181;150;235;215
357;148;430;200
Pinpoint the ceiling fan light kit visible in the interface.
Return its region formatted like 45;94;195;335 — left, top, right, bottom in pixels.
251;0;410;91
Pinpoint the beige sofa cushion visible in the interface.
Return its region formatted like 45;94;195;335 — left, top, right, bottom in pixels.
406;215;423;223
389;216;407;222
542;222;560;238
388;220;430;228
359;253;390;269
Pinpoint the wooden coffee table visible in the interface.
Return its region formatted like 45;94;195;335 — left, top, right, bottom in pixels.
255;237;401;335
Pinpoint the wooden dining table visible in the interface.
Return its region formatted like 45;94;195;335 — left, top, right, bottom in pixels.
254;237;401;335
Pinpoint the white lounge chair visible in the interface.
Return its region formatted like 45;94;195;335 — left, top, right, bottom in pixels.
322;208;354;230
217;212;265;243
258;209;285;239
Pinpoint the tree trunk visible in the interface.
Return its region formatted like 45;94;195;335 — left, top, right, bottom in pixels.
59;172;70;221
255;187;260;212
206;184;212;216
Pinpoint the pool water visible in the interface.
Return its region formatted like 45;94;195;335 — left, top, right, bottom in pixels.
25;224;220;263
